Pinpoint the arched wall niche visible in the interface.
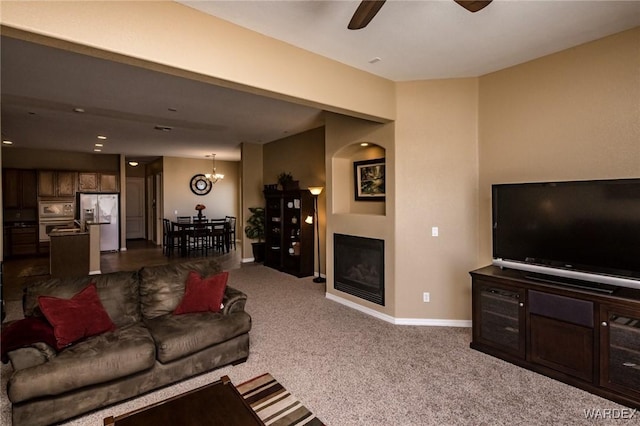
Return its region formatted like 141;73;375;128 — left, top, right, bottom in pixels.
332;143;386;216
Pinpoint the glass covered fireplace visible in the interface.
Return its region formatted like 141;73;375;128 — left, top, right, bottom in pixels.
334;233;384;306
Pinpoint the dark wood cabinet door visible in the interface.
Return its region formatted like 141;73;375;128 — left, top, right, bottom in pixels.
2;169;20;208
78;172;98;191
472;279;526;359
38;171;56;197
2;169;37;209
57;171;76;196
599;304;640;402
100;173;118;192
20;170;38;208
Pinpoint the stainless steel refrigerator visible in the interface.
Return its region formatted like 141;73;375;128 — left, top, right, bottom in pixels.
77;193;120;252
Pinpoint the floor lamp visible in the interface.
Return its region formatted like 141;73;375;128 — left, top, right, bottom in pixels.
307;186;325;283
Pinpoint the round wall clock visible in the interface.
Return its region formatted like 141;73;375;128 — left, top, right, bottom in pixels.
190;174;212;195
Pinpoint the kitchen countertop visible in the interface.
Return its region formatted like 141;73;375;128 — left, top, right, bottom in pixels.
49;228;89;237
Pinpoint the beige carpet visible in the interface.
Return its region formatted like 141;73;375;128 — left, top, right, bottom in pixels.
1;264;628;425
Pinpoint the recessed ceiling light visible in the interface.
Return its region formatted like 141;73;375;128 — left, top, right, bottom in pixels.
128;161;139;167
360;142;369;146
95;143;103;147
97;135;107;140
73;108;85;113
2;140;13;145
368;57;381;64
168;107;177;112
94;148;102;152
154;125;172;132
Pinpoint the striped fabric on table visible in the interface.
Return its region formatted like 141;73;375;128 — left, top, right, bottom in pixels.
237;373;324;426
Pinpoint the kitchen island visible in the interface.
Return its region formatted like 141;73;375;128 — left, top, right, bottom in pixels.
49;228;89;278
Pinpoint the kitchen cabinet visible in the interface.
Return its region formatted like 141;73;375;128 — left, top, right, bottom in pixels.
78;172;119;192
3;169;37;209
4;225;38;257
470;266;640;409
38;171;77;198
263;189;314;278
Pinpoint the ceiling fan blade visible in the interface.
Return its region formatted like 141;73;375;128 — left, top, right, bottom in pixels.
348;0;386;30
454;1;493;13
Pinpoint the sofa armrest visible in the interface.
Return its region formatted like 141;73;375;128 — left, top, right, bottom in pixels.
7;343;57;371
222;286;247;315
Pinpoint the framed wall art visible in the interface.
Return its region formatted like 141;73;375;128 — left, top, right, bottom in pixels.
354;158;385;201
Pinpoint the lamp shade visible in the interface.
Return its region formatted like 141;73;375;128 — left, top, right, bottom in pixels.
308;186;323;196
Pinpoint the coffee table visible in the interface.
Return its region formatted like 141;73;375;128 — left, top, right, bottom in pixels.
103;376;264;426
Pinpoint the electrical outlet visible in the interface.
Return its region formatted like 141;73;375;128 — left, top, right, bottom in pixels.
174;210;178;215
431;227;439;237
423;292;430;303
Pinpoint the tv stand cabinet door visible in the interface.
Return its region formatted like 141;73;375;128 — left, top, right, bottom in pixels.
599;304;640;403
472;279;526;359
529;314;594;381
527;289;595;382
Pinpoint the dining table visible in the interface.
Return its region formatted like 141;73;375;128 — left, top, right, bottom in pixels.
171;219;230;257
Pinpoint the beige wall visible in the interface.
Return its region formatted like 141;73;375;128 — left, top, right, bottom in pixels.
395;78;480;321
0;1;395;123
263;127;326;274
2;147;119;171
263;127;326;189
162;157;239;222
241;143;264;261
478;27;640;266
325;113;396;316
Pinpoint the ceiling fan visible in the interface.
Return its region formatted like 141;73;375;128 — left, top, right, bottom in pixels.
348;0;493;30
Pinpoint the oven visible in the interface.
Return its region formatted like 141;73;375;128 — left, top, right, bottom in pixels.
38;201;76;242
39;220;77;242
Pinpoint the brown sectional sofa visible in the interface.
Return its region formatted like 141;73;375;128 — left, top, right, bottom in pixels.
5;259;251;426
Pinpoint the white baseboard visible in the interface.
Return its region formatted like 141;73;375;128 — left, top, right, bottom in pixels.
241;257;255;263
89;270;102;275
325;292;471;327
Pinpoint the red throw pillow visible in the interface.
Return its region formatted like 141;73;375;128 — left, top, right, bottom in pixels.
1;317;57;363
38;283;116;350
173;271;229;315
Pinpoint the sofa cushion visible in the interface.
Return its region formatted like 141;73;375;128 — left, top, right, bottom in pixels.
24;270;141;328
39;283;117;350
144;311;251;363
139;259;222;320
7;323;155;404
174;271;228;315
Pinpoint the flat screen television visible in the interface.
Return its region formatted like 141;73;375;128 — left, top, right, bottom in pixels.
492;178;640;290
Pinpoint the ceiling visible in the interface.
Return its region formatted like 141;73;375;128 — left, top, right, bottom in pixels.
2;1;639;162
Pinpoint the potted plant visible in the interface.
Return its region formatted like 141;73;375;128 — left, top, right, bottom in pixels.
277;172;299;191
244;206;265;262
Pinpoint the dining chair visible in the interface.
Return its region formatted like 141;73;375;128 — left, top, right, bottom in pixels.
175;216;194;255
190;217;212;256
162;218;180;257
225;216;237;250
209;219;227;253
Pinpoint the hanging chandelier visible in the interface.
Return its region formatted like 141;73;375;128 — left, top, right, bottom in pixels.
205;153;224;183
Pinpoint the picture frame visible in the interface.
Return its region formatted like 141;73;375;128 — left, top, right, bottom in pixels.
354;158;385;201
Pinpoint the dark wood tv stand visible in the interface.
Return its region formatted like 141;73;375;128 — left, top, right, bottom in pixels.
470;265;640;409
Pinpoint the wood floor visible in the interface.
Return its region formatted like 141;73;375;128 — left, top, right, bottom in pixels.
2;240;242;302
